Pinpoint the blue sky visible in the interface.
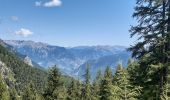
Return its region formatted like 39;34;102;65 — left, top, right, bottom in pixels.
0;0;136;47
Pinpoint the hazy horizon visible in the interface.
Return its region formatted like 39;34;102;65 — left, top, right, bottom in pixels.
4;39;130;48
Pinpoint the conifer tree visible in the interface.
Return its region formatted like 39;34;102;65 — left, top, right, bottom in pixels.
81;65;92;100
9;87;20;100
22;82;37;100
67;78;78;100
127;59;140;85
92;70;102;100
68;79;81;100
43;65;62;100
96;69;103;84
76;79;82;100
112;64;126;99
113;63;141;100
100;66;113;100
129;0;170;99
52;85;67;100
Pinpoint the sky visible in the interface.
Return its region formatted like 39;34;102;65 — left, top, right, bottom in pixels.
0;0;136;47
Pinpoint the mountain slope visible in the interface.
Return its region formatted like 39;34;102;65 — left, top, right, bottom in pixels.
68;45;129;63
0;60;15;88
4;40;131;78
5;40;78;74
0;43;47;93
76;53;130;79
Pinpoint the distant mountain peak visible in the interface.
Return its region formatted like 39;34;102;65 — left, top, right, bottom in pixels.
4;39;131;78
5;40;49;49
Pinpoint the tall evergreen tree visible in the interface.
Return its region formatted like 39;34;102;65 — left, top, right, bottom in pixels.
67;78;79;100
76;79;82;100
52;85;67;100
100;66;113;100
92;70;103;100
113;63;141;100
22;82;37;100
112;64;127;99
129;0;170;99
81;65;92;100
127;59;140;86
44;66;62;100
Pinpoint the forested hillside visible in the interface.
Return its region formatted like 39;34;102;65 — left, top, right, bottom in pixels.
0;41;79;99
0;44;47;92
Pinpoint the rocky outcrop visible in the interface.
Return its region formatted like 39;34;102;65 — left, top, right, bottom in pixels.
0;60;15;87
24;56;33;67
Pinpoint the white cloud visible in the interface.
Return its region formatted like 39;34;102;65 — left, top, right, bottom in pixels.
11;16;19;22
35;1;42;6
15;28;33;37
44;0;62;7
35;0;62;7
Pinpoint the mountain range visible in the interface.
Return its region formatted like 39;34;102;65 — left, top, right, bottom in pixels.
4;40;131;79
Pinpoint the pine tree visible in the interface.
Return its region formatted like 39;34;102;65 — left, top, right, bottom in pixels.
76;79;82;100
0;74;10;100
127;58;161;99
92;70;102;100
22;82;37;100
96;69;103;84
113;63;141;100
127;59;140;85
129;0;170;99
9;87;20;100
81;65;92;100
100;66;113;100
44;66;62;100
112;64;126;99
53;85;67;100
67;78;78;100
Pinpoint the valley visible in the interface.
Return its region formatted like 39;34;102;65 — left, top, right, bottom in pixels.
4;40;131;79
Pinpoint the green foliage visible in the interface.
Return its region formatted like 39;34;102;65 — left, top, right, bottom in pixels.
22;82;37;100
0;74;10;100
128;0;170;99
160;83;170;100
44;65;67;100
67;78;81;100
92;70;102;100
81;65;92;100
0;44;47;93
100;66;113;100
53;85;67;100
113;63;141;100
9;87;20;100
67;78;77;100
